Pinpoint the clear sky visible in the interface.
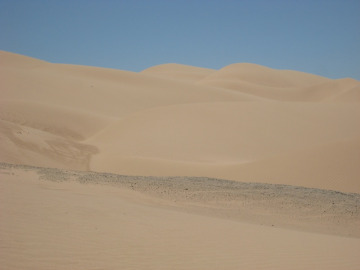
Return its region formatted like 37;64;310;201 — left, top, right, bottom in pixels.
1;0;359;79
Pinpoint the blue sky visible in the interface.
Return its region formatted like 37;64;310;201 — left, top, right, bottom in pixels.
1;0;359;79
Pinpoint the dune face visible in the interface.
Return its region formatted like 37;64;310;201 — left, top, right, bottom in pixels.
1;50;360;192
1;50;360;269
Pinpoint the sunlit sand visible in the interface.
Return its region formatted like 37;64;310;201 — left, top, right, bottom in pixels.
1;51;359;269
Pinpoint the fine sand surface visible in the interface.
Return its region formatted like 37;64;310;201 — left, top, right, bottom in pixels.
1;50;360;192
1;163;360;270
1;51;360;269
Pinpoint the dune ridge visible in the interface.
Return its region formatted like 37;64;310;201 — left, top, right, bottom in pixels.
141;63;215;82
1;50;359;192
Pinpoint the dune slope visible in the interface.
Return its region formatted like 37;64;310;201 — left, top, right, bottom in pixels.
1;50;359;193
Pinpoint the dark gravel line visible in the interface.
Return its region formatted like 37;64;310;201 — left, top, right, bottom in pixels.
2;162;359;237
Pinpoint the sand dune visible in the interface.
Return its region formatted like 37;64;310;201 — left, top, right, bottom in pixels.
326;83;360;102
89;102;360;162
0;50;47;68
1;52;258;119
1;50;360;268
210;138;360;193
300;78;360;102
196;64;360;102
197;62;330;88
1;50;359;190
88;102;360;192
141;63;215;82
0;120;97;170
0;100;112;140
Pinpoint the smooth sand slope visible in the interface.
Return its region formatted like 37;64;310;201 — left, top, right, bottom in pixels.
1;50;360;192
88;102;360;192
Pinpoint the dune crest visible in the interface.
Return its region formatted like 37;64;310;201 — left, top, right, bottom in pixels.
0;51;47;68
197;62;330;88
141;63;215;82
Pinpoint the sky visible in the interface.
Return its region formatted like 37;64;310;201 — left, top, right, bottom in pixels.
1;0;359;80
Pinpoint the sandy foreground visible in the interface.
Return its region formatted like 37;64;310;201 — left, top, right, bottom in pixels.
1;163;360;270
1;51;360;269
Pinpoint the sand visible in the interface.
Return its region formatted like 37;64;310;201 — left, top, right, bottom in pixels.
1;50;360;269
1;163;360;270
